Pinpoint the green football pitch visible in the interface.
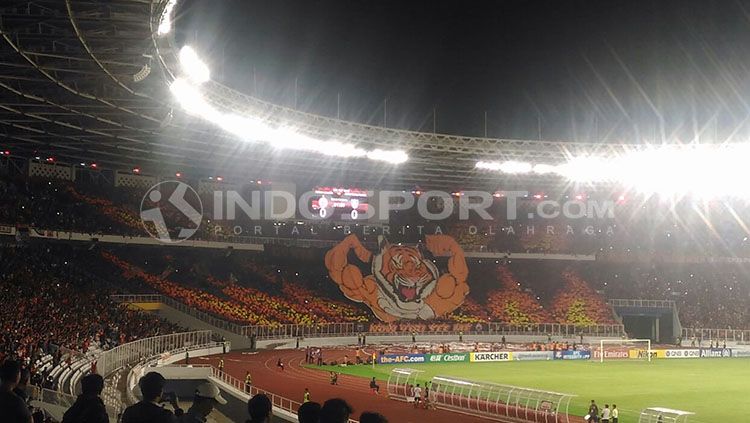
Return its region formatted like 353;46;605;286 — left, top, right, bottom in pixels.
313;359;750;422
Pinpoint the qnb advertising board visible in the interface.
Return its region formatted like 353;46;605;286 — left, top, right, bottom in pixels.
656;349;701;359
469;352;513;362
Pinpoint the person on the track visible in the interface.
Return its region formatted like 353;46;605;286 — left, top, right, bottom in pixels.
369;377;379;394
412;384;422;408
244;371;252;394
277;358;285;371
303;388;311;403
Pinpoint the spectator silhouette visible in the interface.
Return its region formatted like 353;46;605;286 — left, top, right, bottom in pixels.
179;382;227;423
0;360;32;423
121;372;183;423
12;368;30;403
320;398;353;423
62;373;108;423
247;393;272;423
359;412;388;423
298;401;321;423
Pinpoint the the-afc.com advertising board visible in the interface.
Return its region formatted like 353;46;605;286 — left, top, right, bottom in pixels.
378;354;427;365
378;353;470;365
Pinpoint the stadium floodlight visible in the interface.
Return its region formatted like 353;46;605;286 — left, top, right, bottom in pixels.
556;156;613;182
475;160;532;173
532;163;558;174
475;161;503;171
169;79;408;164
367;149;409;164
169;79;219;121
179;46;210;84
158;0;178;35
476;143;750;198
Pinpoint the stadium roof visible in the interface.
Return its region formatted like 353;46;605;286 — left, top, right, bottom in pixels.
0;0;661;191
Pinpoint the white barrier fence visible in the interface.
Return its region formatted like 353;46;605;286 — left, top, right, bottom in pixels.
96;331;215;378
28;385;120;422
682;328;750;344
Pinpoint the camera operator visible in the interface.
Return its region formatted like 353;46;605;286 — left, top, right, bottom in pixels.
122;372;184;423
179;382;227;423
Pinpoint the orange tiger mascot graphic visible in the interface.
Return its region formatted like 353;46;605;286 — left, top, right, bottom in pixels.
325;234;469;322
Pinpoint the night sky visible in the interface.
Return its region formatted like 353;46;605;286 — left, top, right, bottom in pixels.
176;0;750;143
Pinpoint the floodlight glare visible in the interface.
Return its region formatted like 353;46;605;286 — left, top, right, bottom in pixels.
179;46;211;84
157;0;178;35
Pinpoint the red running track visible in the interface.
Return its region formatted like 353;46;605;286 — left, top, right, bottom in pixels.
190;348;584;423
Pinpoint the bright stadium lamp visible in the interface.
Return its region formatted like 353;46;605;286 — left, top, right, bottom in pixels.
179;46;210;84
475;161;503;171
532;163;558;174
475;160;532;173
158;0;178;35
499;160;532;174
367;149;409;164
169;79;218;120
169;79;408;164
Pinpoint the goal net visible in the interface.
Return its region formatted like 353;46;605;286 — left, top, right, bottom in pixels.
599;338;652;362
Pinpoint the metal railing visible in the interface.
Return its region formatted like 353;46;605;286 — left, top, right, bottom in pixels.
112;295;625;340
29;385;121;420
682;328;750;343
206;366;359;423
96;331;214;378
608;298;676;308
244;322;625;340
125;341;228;405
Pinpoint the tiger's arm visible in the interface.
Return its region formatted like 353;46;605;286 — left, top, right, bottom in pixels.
423;235;469;317
325;235;397;321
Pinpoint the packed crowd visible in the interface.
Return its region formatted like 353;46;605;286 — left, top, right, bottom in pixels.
93;246;624;327
584;262;750;329
550;270;617;325
100;249;371;326
486;266;551;324
5;173;750;258
0;244;181;404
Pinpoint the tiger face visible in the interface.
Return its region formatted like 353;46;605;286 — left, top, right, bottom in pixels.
372;244;439;303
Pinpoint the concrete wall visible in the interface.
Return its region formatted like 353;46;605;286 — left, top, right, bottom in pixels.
258;334;620;349
147;303;253;349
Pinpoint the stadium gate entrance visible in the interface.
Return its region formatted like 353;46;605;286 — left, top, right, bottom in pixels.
608;299;679;343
